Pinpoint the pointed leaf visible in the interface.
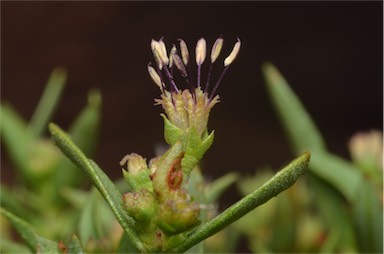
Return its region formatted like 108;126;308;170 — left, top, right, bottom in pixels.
262;62;366;202
262;62;326;153
29;67;67;137
0;207;37;252
0;237;32;253
54;89;102;190
0;104;34;175
48;123;146;252
0;185;30;220
205;172;239;203
352;182;383;253
171;152;310;252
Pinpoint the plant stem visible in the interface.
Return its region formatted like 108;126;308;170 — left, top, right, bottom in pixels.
170;152;310;253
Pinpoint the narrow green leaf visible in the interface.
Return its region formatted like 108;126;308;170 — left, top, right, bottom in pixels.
78;189;100;244
54;89;102;190
67;89;101;156
0;185;30;220
60;187;89;209
0;104;34;175
48;123;146;252
310;152;363;201
262;62;326;153
29;67;67;137
171;152;310;253
0;207;37;252
205;172;239;203
262;62;365;202
117;232;139;253
0;237;32;253
78;188;116;245
309;174;358;252
352;182;383;253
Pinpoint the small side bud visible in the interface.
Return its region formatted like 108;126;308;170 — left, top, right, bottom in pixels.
224;37;241;67
195;38;207;65
179;39;189;65
211;36;224;63
120;153;153;191
120;153;148;174
147;64;162;89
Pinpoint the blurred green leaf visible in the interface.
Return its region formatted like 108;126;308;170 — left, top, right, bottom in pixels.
262;62;326;153
310;152;363;202
262;62;365;202
0;185;30;220
309;174;357;252
263;62;382;253
117;232;139;253
54;89;102;193
29;67;67;137
0;103;34;176
0;237;32;253
60;187;89;209
352;182;383;253
78;188;116;246
205;172;239;204
0;207;37;252
48;123;146;252
67;89;101;156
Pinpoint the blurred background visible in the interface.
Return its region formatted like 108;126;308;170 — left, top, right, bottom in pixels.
1;2;382;192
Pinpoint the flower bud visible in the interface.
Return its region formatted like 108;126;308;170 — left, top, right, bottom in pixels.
157;189;200;235
349;130;383;177
122;189;156;223
120;153;153;191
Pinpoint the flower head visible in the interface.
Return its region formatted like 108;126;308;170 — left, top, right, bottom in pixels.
148;36;241;138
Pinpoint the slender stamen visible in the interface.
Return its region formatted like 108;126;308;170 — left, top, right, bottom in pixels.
197;65;202;88
162;64;179;93
204;62;213;93
209;66;229;101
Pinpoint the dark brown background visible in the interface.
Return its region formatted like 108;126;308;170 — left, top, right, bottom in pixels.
1;2;383;186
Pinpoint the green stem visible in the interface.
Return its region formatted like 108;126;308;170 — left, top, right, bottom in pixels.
48;123;146;252
29;68;67;137
170;152;310;253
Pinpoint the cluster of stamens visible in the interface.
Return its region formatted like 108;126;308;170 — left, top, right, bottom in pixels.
148;36;241;102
